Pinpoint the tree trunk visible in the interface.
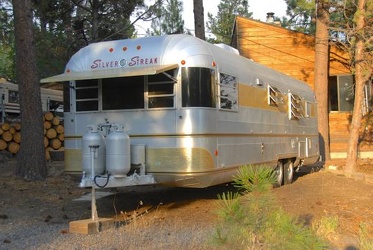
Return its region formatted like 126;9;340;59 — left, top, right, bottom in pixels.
92;0;99;42
193;0;205;40
314;0;330;162
13;0;47;180
344;0;367;176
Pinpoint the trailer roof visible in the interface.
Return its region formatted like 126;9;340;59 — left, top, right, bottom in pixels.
41;64;177;83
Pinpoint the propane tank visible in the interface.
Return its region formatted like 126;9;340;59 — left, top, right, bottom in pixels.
106;124;130;177
82;125;106;177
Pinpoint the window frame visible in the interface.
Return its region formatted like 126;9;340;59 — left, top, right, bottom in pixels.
288;92;303;120
73;69;178;113
267;84;283;107
218;72;238;112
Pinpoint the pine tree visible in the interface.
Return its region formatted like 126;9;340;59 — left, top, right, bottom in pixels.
13;0;47;180
284;0;316;34
147;0;185;36
193;0;205;40
207;0;252;44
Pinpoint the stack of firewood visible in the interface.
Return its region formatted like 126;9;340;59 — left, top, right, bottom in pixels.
0;111;64;160
0;122;21;155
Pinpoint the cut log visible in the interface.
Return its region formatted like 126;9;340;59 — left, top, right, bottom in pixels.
46;128;57;139
9;127;16;134
13;123;21;131
45;147;53;161
55;124;64;134
0;139;7;150
50;138;62;150
2;131;13;142
0;128;3;136
1;122;10;131
8;142;20;154
44;121;52;130
13;132;21;143
44;136;49;148
44;111;54;121
58;133;64;142
52;116;60;126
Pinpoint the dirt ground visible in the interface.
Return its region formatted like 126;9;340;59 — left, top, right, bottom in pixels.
0;155;372;249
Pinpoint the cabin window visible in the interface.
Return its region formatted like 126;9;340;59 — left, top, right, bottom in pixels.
75;79;99;111
328;75;354;112
288;92;303;120
181;67;216;108
219;73;238;111
102;76;144;110
147;69;176;109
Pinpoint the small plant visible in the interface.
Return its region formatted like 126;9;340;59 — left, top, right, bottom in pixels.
312;215;339;240
359;223;373;250
212;164;327;249
233;164;277;193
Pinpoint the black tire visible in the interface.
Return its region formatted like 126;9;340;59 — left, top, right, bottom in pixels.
274;160;284;187
283;160;294;185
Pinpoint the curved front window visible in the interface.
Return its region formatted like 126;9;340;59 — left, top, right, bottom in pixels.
181;67;216;108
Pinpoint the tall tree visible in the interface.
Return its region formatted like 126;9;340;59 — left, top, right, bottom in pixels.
284;0;316;33
72;0;144;44
314;0;331;162
2;0;158;81
147;0;184;36
13;0;47;180
193;0;205;40
207;0;252;44
344;0;372;175
0;3;15;80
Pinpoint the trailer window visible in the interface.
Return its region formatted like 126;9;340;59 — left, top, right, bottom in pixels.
181;67;216;108
148;69;176;109
102;76;144;110
288;93;303;120
8;90;19;103
63;83;70;112
219;73;238;111
267;85;283;106
76;79;98;111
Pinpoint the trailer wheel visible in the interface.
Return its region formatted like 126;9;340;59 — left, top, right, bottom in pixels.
274;161;284;187
283;160;294;185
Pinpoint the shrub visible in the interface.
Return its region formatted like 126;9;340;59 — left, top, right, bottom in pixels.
212;164;327;249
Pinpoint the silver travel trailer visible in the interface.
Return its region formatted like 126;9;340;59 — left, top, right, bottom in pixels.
0;79;63;122
42;34;319;188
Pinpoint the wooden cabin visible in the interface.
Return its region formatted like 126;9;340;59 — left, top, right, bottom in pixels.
231;16;373;159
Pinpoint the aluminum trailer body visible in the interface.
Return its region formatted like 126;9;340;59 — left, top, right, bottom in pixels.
42;34;319;188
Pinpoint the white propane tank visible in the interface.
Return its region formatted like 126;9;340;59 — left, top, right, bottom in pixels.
82;125;106;177
106;124;130;177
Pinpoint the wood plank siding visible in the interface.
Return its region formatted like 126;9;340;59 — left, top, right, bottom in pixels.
231;16;372;158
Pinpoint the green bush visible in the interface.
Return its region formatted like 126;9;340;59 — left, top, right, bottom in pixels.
212;164;328;249
359;223;373;250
